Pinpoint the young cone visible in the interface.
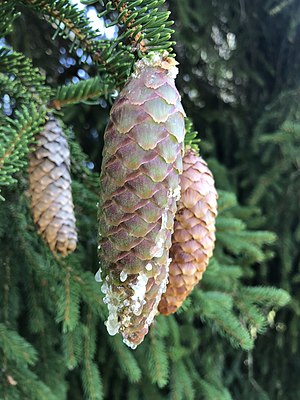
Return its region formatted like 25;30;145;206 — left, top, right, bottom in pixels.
28;115;77;257
158;148;217;315
97;55;185;348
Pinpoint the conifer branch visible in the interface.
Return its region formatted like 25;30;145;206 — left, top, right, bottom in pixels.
75;272;106;318
148;333;169;387
204;308;253;350
0;324;38;365
82;312;103;400
0;47;51;104
19;0;176;87
12;368;57;400
197;378;231;400
241;287;291;307
18;0;130;87
56;267;80;332
184;119;201;151
63;328;82;369
109;337;142;382
50;76;111;109
65;332;76;369
236;301;267;333
65;269;71;324
0;1;295;398
0;1;19;37
107;0;175;56
111;0;147;53
0;104;46;189
169;363;183;400
19;0;105;63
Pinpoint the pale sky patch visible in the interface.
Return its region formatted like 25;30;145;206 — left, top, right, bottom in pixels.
70;0;117;39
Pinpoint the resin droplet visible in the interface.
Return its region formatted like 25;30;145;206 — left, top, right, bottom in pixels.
120;271;128;282
130;273;148;315
145;263;152;271
123;338;137;350
95;269;102;282
101;281;108;294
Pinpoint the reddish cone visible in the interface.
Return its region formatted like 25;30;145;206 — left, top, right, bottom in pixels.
158;148;217;315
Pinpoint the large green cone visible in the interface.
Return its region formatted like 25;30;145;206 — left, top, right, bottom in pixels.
97;57;185;348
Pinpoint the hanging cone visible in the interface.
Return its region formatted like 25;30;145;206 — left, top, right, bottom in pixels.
28;115;77;257
97;55;185;348
158;148;218;315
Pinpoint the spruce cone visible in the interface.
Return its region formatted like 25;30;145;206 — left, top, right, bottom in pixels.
28;116;77;257
97;56;185;348
158;148;217;315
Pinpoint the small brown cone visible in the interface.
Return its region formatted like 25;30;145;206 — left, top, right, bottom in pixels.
28;115;77;257
158;148;218;315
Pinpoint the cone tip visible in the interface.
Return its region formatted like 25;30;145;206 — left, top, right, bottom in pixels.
133;51;179;79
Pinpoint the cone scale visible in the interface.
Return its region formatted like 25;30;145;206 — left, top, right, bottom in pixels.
28;116;77;257
97;56;185;348
158;148;218;315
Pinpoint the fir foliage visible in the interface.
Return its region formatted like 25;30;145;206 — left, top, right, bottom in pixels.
0;168;289;398
18;0;175;87
0;0;295;399
0;104;46;189
0;47;50;103
0;47;49;194
0;1;19;38
52;76;111;109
